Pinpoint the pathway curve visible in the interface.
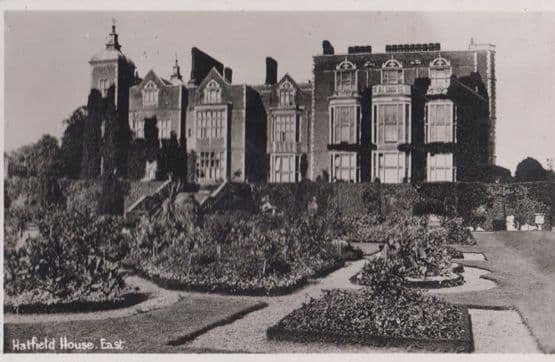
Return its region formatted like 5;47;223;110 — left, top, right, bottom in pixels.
187;259;406;353
4;275;185;324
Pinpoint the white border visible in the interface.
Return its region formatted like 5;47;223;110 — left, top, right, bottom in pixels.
2;1;555;362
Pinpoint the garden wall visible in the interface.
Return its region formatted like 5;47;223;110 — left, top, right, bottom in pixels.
216;182;554;231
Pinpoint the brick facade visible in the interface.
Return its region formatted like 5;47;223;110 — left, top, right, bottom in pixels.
89;26;496;185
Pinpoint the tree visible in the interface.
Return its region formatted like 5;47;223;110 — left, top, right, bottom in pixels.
38;162;64;207
515;157;547;182
81;89;103;179
97;169;124;215
144;116;159;161
9;135;62;177
101;86;120;176
60;106;87;178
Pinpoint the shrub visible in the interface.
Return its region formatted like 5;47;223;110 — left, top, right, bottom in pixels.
440;217;476;245
351;258;408;296
4;208;129;309
62;179;101;215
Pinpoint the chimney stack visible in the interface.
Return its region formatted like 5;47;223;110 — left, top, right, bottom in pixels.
265;57;278;85
189;47;224;86
322;40;334;55
224;67;232;83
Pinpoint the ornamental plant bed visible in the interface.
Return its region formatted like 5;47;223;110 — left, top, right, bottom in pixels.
126;205;352;296
352;262;465;290
403;272;464;289
4;292;148;314
4;208;132;315
266;289;473;353
131;259;346;296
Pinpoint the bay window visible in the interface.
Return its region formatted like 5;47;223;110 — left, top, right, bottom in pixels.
196;151;225;183
329;104;361;144
330;152;359;182
196;109;226;140
272;154;300;183
374;151;409;184
272;113;299;142
374;103;410;144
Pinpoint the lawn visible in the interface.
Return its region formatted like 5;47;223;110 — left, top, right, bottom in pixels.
448;231;555;353
4;295;266;353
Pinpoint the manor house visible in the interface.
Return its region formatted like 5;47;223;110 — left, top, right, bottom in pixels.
89;25;496;184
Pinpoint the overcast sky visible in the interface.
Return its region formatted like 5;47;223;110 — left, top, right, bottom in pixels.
4;11;555;172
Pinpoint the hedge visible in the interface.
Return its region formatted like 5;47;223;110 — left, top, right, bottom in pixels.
213;181;554;231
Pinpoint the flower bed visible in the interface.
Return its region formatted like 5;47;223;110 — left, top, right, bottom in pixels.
132;259;345;296
4;291;147;314
267;289;473;352
126;211;355;296
4;208;131;313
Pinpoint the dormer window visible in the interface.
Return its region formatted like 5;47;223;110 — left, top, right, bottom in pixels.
203;80;222;104
381;58;404;85
428;56;452;94
335;59;357;93
279;80;296;107
142;81;159;106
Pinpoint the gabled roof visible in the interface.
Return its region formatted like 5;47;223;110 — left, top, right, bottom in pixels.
135;69;174;89
197;67;230;89
277;73;299;90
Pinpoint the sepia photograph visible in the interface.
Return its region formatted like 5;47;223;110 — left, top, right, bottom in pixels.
2;1;555;356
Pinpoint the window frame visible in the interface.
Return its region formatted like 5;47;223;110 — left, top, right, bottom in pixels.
271;154;300;183
425;101;455;143
381;59;404;85
195;107;227;141
203;79;222;104
334;59;358;93
427;153;455;182
329;103;361;144
330;152;360;183
142;80;159;107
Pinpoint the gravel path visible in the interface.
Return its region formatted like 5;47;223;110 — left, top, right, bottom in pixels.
426;266;496;295
462;252;487;261
186;259;404;353
469;309;540;352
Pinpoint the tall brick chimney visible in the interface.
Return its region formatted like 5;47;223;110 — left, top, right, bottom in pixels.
322;40;334;55
189;47;224;86
224;67;232;83
265;57;278;85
